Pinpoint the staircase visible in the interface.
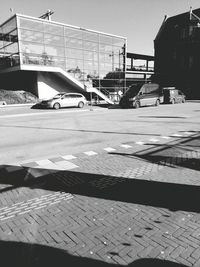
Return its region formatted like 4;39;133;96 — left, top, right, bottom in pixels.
20;65;114;104
86;86;114;104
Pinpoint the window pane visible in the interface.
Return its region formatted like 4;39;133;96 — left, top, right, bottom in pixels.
83;31;99;42
113;45;124;55
99;43;112;53
112;37;125;47
21;41;44;54
65;27;82;39
99;34;112;44
65;48;83;59
45;45;64;57
19;17;43;32
3;29;18;48
51;57;65;68
2;17;17;34
104;53;113;63
4;43;18;55
84;51;98;61
44;33;64;46
83;41;98;51
19;29;43;43
44;22;63;35
65;38;82;49
66;59;83;71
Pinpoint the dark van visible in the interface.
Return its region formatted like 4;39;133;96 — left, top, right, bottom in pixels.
163;87;186;104
119;83;163;108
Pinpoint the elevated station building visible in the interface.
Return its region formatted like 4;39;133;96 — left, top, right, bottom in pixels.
0;12;154;104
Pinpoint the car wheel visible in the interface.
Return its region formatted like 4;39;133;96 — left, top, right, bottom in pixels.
53;103;60;110
134;101;140;109
78;101;84;108
155;99;160;106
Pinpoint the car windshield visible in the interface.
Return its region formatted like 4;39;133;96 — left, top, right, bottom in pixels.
125;84;142;97
53;93;65;99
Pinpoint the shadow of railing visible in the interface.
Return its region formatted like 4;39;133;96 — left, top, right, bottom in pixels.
0;162;200;213
0;132;199;213
117;131;200;171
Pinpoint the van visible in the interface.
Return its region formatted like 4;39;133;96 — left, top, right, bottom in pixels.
119;83;163;108
163;87;186;104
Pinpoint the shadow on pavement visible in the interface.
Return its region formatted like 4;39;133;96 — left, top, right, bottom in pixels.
0;131;199;212
0;240;186;267
138;116;187;119
0;164;200;212
111;131;200;171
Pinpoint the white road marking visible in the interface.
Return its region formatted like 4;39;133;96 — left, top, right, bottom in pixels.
0;215;14;220
161;136;171;139
62;155;77;160
50;200;61;205
84;151;98;156
104;147;116;152
120;144;132;148
54;160;78;169
135;141;145;145
36;159;53;165
149;138;159;142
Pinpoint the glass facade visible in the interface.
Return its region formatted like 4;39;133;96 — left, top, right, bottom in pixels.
0;16;19;68
0;14;126;96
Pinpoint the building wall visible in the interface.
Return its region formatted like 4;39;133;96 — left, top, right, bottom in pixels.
154;9;200;99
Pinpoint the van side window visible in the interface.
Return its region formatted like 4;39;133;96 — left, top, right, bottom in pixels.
144;85;159;94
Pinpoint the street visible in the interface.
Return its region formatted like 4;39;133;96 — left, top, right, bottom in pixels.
0;102;199;164
0;102;200;266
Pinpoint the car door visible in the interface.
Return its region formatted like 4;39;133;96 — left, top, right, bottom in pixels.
138;86;147;106
62;94;73;107
70;94;79;106
146;84;159;105
177;90;184;103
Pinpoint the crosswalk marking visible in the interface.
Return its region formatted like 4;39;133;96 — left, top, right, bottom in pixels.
104;147;116;152
84;151;98;156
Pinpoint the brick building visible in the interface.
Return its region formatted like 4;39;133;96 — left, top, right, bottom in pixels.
154;8;200;99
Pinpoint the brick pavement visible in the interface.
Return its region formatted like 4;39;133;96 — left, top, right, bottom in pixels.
0;131;200;266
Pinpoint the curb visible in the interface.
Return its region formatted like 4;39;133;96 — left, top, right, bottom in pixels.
0;103;36;108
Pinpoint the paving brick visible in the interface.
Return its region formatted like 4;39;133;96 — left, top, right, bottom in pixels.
191;247;200;260
170;246;187;259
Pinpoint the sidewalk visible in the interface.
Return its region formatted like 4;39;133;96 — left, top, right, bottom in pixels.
0;132;200;266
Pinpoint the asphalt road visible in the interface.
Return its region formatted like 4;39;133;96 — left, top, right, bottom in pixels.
0;102;199;165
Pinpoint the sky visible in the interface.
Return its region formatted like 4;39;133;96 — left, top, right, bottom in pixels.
0;0;200;55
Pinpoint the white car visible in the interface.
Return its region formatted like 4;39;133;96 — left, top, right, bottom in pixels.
40;92;87;109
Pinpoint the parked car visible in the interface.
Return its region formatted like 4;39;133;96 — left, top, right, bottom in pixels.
119;83;163;108
40;92;87;109
162;87;186;104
